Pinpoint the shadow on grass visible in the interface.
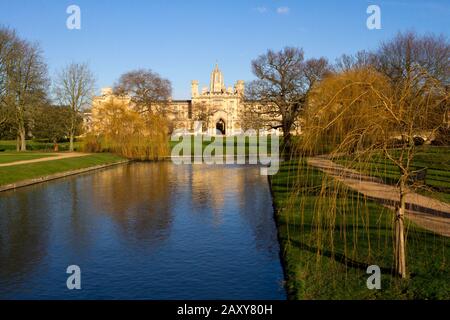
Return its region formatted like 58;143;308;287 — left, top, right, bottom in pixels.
288;238;394;275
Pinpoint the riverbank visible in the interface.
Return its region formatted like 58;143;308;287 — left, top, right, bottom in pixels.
270;160;450;300
0;153;128;192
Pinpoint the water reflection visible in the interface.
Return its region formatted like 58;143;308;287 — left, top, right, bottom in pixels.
0;163;285;299
190;165;280;254
89;163;175;246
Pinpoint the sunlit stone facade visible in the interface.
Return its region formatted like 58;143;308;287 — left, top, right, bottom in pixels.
88;65;275;136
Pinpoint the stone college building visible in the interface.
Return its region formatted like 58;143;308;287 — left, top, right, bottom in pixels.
89;65;282;136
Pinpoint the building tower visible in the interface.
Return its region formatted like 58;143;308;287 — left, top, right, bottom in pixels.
235;80;245;97
210;64;225;93
191;80;199;97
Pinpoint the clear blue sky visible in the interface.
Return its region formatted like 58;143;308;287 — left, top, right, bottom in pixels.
0;0;448;99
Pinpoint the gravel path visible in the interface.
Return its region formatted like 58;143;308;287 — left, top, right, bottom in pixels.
307;157;450;237
0;152;91;167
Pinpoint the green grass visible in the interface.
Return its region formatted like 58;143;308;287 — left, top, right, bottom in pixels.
0;152;56;164
336;146;450;204
0;136;278;156
0;140;83;152
271;160;450;300
0;153;126;186
169;136;275;156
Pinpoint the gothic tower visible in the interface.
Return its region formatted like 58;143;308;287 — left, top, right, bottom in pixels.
210;64;225;93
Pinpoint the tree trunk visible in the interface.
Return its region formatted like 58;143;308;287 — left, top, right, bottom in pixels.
18;127;26;152
53;138;59;152
282;130;292;161
395;180;407;278
69;133;74;152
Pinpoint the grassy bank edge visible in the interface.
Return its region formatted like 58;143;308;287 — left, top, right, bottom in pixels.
0;153;128;189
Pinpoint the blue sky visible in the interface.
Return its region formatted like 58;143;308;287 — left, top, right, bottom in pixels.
0;0;448;99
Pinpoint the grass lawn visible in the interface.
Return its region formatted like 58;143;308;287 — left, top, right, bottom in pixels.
0;153;126;186
0;140;83;152
169;136;275;156
1;136;276;156
0;152;56;164
335;146;450;204
271;159;450;299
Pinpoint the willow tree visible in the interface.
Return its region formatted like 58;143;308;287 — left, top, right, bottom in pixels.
86;98;169;160
302;65;448;278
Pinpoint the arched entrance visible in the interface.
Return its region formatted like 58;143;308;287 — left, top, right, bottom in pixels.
216;119;226;135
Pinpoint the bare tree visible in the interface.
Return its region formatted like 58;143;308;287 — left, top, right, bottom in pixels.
239;102;266;134
192;101;219;132
0;27;48;151
0;106;8;127
114;69;172;114
0;28;12;127
376;31;450;85
334;50;376;73
248;47;330;159
54;62;95;151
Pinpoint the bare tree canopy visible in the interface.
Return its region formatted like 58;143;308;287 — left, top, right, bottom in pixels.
113;69;172;114
0;28;15;124
333;32;450;86
376;31;450;85
54;62;95;151
192;101;220;132
334;50;376;73
248;47;330;159
0;26;48;151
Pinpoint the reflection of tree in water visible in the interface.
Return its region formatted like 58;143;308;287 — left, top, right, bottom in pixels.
190;165;280;256
236;168;280;256
63;178;96;255
89;163;175;247
0;189;50;286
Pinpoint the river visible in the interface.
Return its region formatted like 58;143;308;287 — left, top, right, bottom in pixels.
0;162;286;299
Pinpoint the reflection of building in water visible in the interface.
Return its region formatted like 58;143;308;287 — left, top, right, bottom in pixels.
190;165;246;224
89;163;175;246
86;65;283;136
189;165;280;253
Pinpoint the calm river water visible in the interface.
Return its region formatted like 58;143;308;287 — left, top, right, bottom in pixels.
0;163;286;299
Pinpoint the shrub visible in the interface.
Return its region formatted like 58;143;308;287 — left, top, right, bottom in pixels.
413;136;425;146
431;127;450;146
